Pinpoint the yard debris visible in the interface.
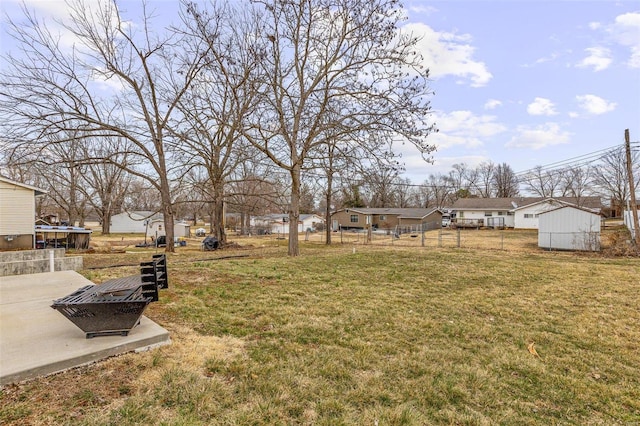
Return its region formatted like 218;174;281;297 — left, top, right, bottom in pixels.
527;342;541;359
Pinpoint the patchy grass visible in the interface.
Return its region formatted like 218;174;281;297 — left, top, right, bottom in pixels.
1;238;639;425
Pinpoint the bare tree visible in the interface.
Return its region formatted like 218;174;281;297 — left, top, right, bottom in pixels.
522;165;565;198
560;165;593;202
170;1;264;244
591;146;639;215
78;137;132;234
473;162;496;198
242;0;436;256
493;162;519;197
0;0;212;252
423;173;454;208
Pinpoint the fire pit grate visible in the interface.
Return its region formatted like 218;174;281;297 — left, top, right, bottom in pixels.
51;255;168;338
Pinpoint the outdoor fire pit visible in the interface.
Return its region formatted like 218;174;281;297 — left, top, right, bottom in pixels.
51;254;168;338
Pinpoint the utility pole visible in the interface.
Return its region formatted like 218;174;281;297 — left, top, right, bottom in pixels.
625;129;640;246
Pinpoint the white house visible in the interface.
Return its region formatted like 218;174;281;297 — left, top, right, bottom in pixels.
538;205;602;251
252;213;325;234
450;198;516;228
452;197;602;229
110;211;163;234
0;176;46;250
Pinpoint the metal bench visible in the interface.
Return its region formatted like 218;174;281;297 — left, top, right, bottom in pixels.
51;254;168;338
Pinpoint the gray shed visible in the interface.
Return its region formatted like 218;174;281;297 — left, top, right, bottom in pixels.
538;205;601;251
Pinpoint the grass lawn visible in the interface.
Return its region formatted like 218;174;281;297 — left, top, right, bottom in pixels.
1;235;639;425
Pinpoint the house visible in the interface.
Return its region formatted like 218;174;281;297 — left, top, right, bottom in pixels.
110;211;163;234
451;197;602;229
0;176;46;250
512;197;602;229
449;198;517;228
330;208;442;232
251;213;325;234
538;205;602;251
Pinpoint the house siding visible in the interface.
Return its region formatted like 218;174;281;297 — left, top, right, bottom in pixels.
515;200;567;229
0;180;37;249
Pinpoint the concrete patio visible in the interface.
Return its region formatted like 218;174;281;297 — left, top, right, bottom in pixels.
0;270;170;386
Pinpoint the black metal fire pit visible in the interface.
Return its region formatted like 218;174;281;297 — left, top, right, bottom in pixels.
51;255;168;338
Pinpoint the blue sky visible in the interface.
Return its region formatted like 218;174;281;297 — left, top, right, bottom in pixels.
397;1;640;181
1;1;639;183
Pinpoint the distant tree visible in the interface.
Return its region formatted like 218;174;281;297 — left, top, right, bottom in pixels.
342;184;367;208
522;165;565;197
591;146;639;214
80;137;132;234
493;162;519;197
560;165;593;202
424;173;454;208
473;162;496;198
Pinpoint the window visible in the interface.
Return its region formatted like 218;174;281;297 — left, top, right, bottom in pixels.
524;213;539;219
350;215;359;223
484;211;493;217
497;211;505;216
379;215;386;221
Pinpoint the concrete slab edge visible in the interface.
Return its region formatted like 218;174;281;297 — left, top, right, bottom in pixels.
0;331;171;387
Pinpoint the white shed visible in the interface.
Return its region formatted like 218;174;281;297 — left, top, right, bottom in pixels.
538;205;601;251
110;211;163;233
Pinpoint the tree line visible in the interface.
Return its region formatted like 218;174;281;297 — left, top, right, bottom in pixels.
0;0;438;256
1;1;637;256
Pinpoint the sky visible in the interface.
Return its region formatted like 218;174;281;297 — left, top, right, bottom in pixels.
1;0;639;183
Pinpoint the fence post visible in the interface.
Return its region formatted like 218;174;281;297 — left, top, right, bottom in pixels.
457;228;461;248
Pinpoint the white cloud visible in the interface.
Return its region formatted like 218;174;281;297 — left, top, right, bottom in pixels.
402;23;492;87
588;22;602;30
612;12;640;68
577;47;612;71
506;123;571;150
575;94;617;115
588;12;640;69
484;99;502;110
429;110;506;150
527;97;558;116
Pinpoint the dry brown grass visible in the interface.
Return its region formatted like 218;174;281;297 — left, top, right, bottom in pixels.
1;231;638;425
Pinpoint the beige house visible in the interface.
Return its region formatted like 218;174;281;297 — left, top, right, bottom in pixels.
0;176;46;250
331;208;442;232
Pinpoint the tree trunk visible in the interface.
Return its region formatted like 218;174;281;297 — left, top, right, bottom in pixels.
288;166;301;256
213;182;226;244
325;171;333;245
101;205;111;235
159;177;175;253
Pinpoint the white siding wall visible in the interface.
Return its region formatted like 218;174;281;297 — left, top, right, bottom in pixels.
515;202;564;229
0;180;35;235
110;214;148;233
538;207;601;251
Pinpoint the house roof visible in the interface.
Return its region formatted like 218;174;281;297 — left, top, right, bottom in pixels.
451;196;602;211
341;207;441;219
538;204;603;216
0;175;47;195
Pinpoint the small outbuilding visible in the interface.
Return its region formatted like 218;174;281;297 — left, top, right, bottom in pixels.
538;205;602;251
